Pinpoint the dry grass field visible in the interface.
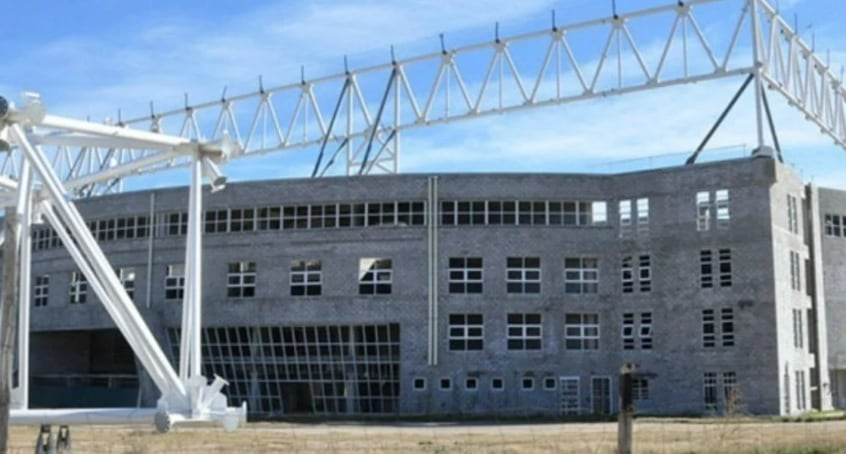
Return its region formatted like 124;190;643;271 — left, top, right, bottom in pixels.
7;417;846;453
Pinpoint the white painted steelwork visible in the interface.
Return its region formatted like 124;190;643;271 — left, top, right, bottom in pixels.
0;0;842;194
0;0;843;433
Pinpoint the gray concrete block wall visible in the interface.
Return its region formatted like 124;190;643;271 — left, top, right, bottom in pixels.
25;157;828;416
816;187;846;408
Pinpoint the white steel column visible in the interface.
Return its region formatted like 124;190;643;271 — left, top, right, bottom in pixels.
179;155;203;379
9;124;187;403
749;0;767;149
13;157;33;409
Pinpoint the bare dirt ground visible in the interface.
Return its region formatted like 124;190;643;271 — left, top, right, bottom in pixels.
7;417;846;453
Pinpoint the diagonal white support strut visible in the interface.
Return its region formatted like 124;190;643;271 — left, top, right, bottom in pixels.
9;124;189;405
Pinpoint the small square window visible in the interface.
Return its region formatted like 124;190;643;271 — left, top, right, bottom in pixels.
492;377;505;391
413;378;426;391
522;376;535;390
440;378;452;390
544;377;557;390
465;377;478;391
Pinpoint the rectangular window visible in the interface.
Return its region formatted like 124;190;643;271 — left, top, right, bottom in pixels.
118;267;136;301
560;377;581;415
229;208;256;232
164;212;188;236
413;378;426;391
165;264;185;301
632;378;650;401
638;255;652;292
506;257;541;294
33;275;49;307
702;309;716;348
704;372;718;410
453;201;486;225
257;206;281;230
793;309;804;349
834;215;843;237
507;313;542;350
204;209;229;233
623;312;652;350
502;201;517;225
636;198;649;234
721;308;735;347
448;257;483;294
399;201;426;226
564;313;600;350
696;191;711;231
787;195;798;234
439;378;452;390
69;271;87;304
290;260;322;296
622;312;635;350
562;201;578;225
715;189;730;227
723;372;737;407
703;307;734;348
640;312;653;350
564;257;599;294
227;261;256;298
282;205;309;229
718;249;732;287
619;199;632;236
359;258;392;295
621;256;634;293
448;314;484;351
790;251;802;292
700;250;713;289
591;201;608;225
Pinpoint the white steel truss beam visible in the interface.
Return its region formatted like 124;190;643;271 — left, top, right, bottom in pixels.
5;124;244;431
6;0;846;191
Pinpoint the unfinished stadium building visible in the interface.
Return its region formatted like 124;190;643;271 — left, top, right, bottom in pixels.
2;0;846;433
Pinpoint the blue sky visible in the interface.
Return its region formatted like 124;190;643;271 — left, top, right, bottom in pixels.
3;0;846;190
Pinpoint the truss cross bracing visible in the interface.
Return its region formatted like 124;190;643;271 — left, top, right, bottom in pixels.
0;0;845;431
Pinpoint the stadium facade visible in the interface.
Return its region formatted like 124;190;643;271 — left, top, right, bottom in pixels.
24;155;846;417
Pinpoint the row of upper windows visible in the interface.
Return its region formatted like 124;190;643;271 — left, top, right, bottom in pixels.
32;201;427;251
32;250;735;306
440;200;607;226
446;309;738;352
31;188;749;252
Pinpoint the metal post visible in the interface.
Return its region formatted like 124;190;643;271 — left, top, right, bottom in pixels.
188;157;203;378
179;155;203;379
749;0;767;150
15;158;33;410
618;363;635;454
0;209;19;452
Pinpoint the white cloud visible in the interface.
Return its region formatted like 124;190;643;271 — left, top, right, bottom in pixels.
5;0;846;191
